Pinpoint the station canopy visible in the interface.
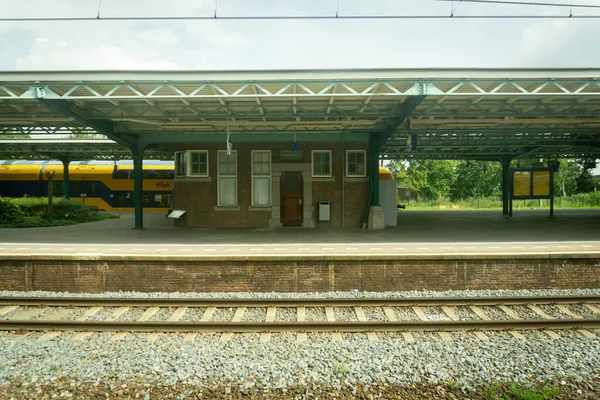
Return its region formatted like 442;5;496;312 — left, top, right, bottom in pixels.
1;68;599;161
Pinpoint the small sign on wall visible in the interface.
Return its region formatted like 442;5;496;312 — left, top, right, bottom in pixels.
280;150;303;161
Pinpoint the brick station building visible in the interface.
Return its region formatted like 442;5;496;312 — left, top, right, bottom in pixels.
171;139;372;229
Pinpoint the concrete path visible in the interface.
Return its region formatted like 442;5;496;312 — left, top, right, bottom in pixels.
0;209;598;257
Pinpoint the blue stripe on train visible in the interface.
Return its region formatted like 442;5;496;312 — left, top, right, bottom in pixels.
0;180;170;209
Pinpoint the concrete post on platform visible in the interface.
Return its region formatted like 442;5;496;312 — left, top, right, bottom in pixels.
132;143;144;230
499;156;513;217
59;157;71;200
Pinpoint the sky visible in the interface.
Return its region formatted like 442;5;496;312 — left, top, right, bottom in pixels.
0;0;599;70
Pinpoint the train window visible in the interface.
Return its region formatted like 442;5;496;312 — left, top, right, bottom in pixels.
112;170;132;179
112;170;151;179
346;150;366;177
154;170;174;179
114;193;127;207
50;180;64;197
154;194;170;206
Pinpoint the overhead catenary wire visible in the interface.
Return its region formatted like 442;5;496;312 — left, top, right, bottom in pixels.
436;0;600;8
3;0;600;22
1;14;600;22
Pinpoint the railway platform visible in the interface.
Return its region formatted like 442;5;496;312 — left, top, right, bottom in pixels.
0;209;599;293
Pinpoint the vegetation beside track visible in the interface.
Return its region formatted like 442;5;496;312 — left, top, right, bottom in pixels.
0;197;119;228
399;192;600;211
0;378;590;399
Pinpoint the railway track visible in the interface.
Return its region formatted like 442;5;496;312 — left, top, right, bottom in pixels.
1;296;599;340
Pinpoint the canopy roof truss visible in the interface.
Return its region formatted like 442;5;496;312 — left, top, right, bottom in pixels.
0;69;599;160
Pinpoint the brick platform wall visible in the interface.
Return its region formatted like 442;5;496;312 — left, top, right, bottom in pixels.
1;257;598;293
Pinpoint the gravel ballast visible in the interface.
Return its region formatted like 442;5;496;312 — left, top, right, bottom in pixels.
1;288;599;399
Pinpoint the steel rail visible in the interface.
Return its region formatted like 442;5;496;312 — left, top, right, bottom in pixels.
0;296;599;308
1;319;599;333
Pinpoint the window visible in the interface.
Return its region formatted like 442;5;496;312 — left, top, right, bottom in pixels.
218;150;237;206
252;150;271;206
174;151;208;177
312;150;332;177
175;151;186;177
189;151;208;177
346;150;366;177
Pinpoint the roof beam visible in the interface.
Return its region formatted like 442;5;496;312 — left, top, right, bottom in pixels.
251;85;266;122
380;95;427;143
39;99;131;146
325;83;339;120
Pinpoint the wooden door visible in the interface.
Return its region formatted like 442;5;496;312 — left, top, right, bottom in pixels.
280;171;303;227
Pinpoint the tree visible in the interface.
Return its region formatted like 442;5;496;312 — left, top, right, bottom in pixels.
554;159;580;197
450;160;501;200
0;128;30;139
576;171;595;193
69;127;106;139
388;160;455;200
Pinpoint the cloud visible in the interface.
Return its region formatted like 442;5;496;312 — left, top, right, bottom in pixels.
1;0;600;70
16;41;181;70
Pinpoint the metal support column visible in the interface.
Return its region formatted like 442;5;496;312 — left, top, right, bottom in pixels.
362;133;381;229
371;134;381;207
132;143;144;230
59;157;71;200
499;156;512;217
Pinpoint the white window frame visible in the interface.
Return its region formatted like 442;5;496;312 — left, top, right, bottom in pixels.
217;150;237;207
174;151;187;178
346;150;367;177
311;150;332;177
251;150;271;207
188;150;209;177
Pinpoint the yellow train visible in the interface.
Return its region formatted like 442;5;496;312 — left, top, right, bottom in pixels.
0;160;174;211
0;161;398;212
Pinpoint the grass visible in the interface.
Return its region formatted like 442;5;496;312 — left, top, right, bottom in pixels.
475;381;562;400
400;193;600;211
503;382;562;399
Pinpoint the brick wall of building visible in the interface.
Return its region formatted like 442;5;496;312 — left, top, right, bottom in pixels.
172;141;370;228
1;257;598;293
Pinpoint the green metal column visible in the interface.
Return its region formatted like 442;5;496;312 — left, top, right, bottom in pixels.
371;134;381;206
362;133;382;228
499;156;512;217
59;157;71;200
132;144;144;229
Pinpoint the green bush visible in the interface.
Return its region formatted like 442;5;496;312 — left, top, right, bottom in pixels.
0;196;26;224
0;197;118;228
